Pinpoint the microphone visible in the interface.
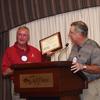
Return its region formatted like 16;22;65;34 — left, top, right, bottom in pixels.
65;43;69;47
58;43;69;61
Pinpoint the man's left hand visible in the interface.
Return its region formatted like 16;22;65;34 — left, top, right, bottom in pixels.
71;62;84;73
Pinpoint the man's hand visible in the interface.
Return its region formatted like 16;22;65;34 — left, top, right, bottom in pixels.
46;51;55;56
3;68;13;76
71;62;84;73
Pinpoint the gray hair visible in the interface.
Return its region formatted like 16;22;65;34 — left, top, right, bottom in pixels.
71;21;88;37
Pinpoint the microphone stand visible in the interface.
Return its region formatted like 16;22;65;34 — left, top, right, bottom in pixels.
58;43;69;61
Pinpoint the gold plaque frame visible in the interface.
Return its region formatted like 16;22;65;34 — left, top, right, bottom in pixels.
39;32;62;55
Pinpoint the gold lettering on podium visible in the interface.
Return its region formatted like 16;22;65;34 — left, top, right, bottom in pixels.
20;73;54;88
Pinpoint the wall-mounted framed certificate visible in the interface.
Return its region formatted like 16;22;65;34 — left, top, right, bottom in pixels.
39;32;62;55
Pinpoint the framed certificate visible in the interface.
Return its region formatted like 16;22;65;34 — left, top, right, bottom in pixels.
39;32;62;55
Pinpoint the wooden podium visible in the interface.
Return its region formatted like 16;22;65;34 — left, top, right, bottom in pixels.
13;61;88;100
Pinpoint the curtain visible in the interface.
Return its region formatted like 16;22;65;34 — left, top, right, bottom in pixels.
0;31;12;100
2;6;100;100
10;6;100;61
0;0;100;32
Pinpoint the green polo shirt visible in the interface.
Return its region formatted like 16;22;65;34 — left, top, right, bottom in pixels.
68;38;100;81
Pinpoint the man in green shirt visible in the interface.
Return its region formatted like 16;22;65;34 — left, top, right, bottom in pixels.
68;21;100;100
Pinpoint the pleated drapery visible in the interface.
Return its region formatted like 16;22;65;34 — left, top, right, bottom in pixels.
0;31;12;100
0;0;100;32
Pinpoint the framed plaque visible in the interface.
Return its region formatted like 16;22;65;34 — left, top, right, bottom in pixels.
39;32;62;55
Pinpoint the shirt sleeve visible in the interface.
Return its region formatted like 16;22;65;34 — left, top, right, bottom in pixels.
2;48;11;74
91;47;100;66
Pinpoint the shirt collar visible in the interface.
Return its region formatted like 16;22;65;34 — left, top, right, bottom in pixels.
14;42;29;52
78;38;88;48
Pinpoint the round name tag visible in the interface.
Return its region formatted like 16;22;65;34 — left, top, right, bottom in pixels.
21;55;28;62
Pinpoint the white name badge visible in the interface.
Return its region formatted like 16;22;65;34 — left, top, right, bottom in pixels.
21;55;28;62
